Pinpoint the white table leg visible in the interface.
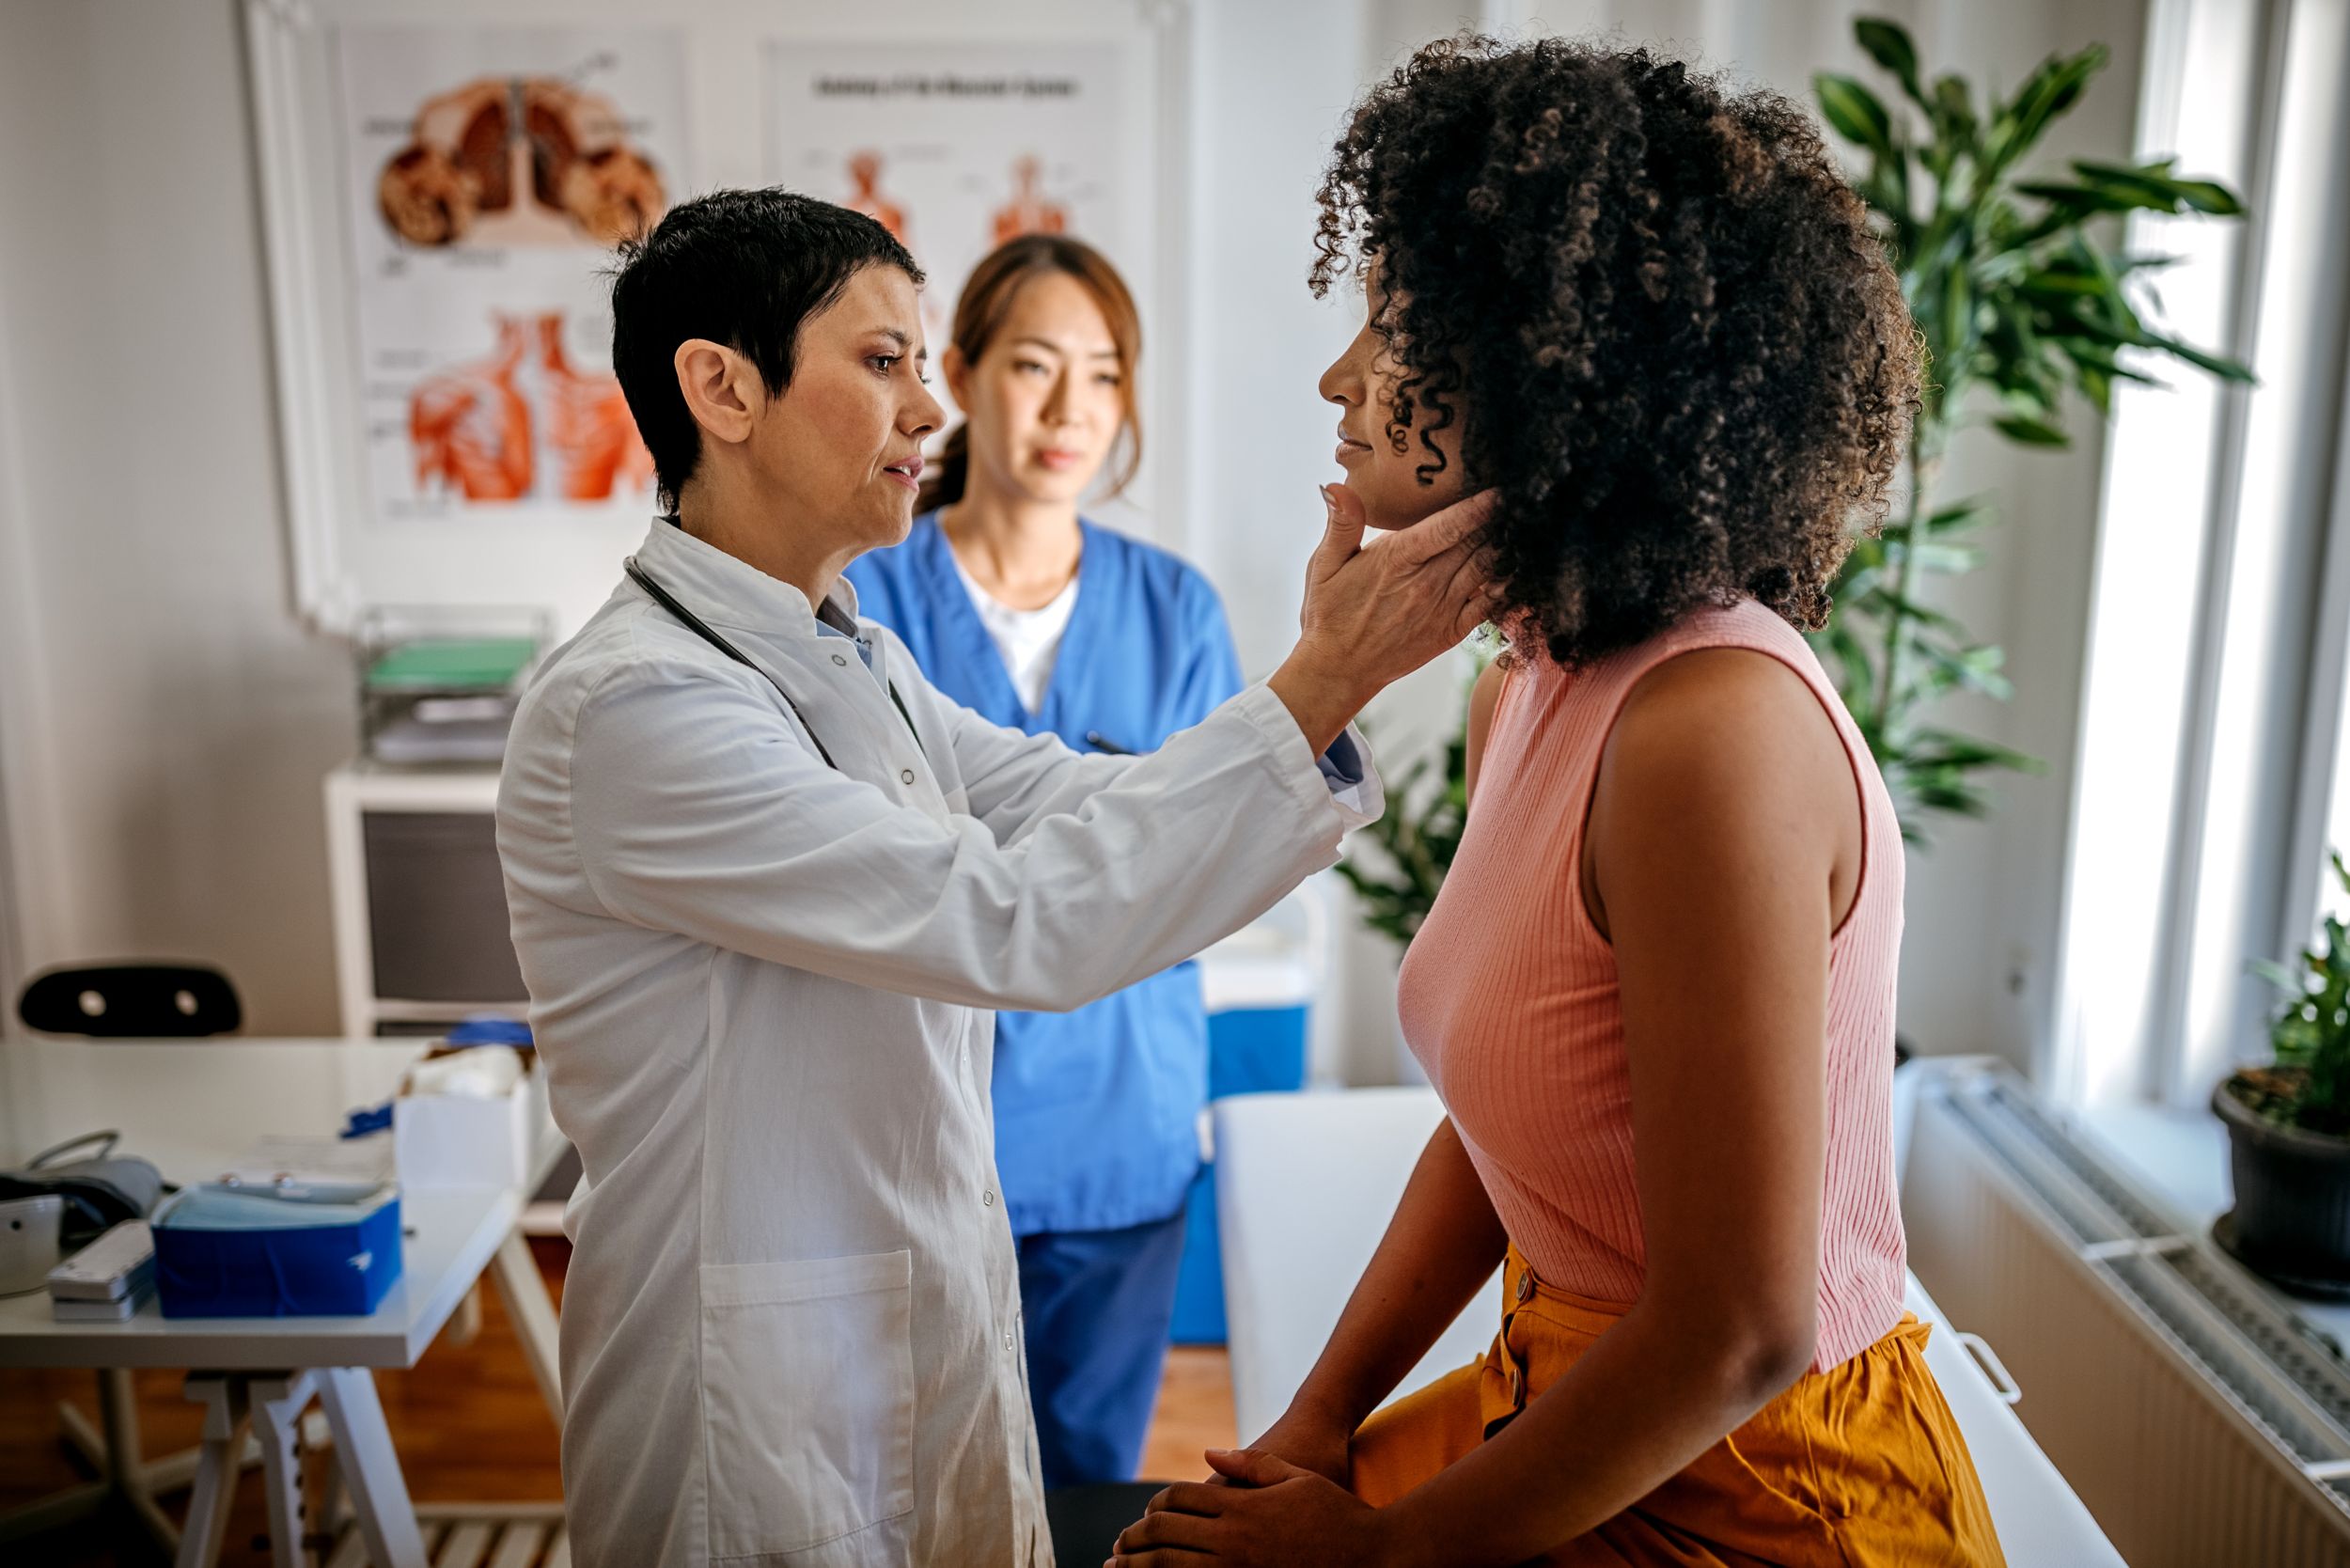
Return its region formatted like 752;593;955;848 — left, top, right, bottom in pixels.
312;1366;427;1568
60;1385;274;1495
447;1283;484;1348
99;1364;181;1555
489;1229;563;1421
178;1375;251;1568
250;1372;320;1568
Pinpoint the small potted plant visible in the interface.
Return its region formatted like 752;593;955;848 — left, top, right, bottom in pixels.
2217;854;2350;1294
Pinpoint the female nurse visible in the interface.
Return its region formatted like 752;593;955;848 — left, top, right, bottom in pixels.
845;234;1236;1488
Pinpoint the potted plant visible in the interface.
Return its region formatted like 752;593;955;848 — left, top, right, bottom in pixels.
1333;651;1491;948
1810;17;2250;839
2218;854;2350;1294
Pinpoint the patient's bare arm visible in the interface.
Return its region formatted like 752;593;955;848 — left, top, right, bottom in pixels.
1274;1120;1509;1464
1244;655;1512;1478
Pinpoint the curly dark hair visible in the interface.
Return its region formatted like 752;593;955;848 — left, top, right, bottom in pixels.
1313;37;1919;667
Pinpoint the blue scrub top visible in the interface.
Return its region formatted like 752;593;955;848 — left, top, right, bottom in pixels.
847;513;1244;1235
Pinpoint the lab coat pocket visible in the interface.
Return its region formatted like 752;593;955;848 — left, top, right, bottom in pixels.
700;1249;916;1564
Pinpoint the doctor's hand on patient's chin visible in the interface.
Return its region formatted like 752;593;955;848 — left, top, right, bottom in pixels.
1267;483;1500;758
1109;1448;1396;1568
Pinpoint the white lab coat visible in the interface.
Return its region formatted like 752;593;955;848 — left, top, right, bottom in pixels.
496;521;1379;1568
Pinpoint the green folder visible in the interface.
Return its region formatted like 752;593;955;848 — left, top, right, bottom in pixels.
365;637;539;693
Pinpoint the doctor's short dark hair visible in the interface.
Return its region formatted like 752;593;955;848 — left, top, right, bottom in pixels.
610;188;923;509
1314;37;1919;668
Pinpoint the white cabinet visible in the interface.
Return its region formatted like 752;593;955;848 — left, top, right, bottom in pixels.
324;764;524;1040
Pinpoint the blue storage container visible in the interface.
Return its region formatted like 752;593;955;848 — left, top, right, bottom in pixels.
154;1185;403;1318
1173;883;1329;1345
1171;999;1313;1345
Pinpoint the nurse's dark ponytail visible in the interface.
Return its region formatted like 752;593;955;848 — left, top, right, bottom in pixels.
916;233;1142;515
920;424;973;512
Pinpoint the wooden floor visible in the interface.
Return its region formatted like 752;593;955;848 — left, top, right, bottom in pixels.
0;1240;1234;1566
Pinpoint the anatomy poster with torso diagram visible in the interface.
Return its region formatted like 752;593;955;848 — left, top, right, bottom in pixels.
336;26;686;524
766;43;1124;384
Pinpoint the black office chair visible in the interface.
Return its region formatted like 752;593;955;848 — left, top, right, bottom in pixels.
1046;1482;1168;1563
11;962;245;1549
17;963;243;1038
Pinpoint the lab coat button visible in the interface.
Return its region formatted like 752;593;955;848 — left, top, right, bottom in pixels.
901;768;916;785
832;652;850;666
1004;1331;1016;1351
983;1189;995;1207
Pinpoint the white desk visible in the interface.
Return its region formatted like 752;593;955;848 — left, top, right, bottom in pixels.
0;1038;565;1568
0;1185;519;1371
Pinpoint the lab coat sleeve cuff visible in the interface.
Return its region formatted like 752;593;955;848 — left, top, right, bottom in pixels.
1316;730;1378;818
1230;683;1385;834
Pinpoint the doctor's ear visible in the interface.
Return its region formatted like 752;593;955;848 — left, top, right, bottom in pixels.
673;339;761;448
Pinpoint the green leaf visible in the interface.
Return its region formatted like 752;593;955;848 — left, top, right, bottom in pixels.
2055;340;2161;388
1815;72;1896;160
1929;503;1994;534
2139;332;2256;384
1905;729;2044;773
1858;150;1913;225
2254;958;2307;994
1994;414;2071;446
1931;73;1979;151
1854;18;1925;105
1983;45;2107;176
2173;180;2244;216
2073;160;2244;215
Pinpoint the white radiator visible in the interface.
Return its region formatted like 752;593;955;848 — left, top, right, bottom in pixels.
1905;1062;2350;1568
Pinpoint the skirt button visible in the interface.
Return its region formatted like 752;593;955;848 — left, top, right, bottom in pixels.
1515;1270;1534;1303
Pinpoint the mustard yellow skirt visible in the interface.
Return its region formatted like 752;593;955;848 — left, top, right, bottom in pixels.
1349;1245;2006;1565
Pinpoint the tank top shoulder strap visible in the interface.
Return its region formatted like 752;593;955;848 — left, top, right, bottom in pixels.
1532;598;1885;939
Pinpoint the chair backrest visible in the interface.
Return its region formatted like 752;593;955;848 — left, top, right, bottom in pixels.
1214;1087;2125;1568
16;964;243;1038
1212;1087;1499;1443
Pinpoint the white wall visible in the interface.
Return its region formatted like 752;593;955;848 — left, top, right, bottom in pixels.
0;0;2145;1075
0;0;353;1035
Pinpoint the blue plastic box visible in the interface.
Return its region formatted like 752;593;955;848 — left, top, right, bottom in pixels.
1170;1001;1311;1344
153;1186;403;1318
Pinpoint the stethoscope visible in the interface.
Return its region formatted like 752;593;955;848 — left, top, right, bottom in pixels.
623;556;925;773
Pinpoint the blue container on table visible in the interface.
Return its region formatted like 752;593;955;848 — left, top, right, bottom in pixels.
153;1184;403;1318
1170;995;1313;1345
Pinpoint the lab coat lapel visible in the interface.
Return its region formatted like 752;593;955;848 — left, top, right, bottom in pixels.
632;523;948;815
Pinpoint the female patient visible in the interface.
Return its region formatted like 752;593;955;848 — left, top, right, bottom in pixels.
1116;37;2004;1568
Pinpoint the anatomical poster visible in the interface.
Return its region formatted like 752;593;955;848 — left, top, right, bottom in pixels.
766;42;1125;373
336;26;686;524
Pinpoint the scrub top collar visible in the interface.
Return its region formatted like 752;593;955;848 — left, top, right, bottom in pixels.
639;516;865;640
911;510;1104;729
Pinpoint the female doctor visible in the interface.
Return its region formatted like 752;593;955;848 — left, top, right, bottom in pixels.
846;236;1233;1490
495;188;1496;1568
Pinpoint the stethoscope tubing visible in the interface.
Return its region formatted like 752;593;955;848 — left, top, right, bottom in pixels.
624;556;925;772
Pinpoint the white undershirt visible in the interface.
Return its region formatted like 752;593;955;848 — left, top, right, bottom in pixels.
949;550;1080;714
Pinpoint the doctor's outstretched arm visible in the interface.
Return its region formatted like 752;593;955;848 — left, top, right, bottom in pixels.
549;486;1495;1014
935;483;1492;842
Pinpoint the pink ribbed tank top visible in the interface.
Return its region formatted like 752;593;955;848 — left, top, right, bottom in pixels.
1397;600;1907;1370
